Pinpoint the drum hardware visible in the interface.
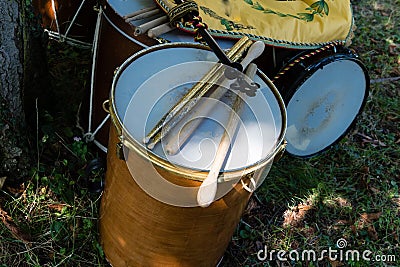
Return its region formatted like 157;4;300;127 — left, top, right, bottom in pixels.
144;36;252;148
62;0;87;42
33;0;96;49
273;140;287;163
240;174;257;193
116;141;124;160
83;7;105;151
197;63;259;207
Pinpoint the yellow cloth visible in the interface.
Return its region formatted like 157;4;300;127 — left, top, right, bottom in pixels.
155;0;354;48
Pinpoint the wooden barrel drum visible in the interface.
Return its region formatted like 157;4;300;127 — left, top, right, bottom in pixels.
99;43;287;266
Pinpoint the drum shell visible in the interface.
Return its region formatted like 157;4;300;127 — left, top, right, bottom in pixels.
99;43;287;266
32;0;98;43
100;124;254;266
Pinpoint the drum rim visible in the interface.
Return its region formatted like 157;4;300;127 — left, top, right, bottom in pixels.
280;49;370;158
109;42;287;181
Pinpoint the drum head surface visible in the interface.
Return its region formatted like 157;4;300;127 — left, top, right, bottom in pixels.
285;58;367;157
114;45;284;172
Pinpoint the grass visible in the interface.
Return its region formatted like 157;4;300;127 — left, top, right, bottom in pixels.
1;0;399;266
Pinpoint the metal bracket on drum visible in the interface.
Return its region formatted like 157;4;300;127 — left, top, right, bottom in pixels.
116;142;125;161
102;99;111;114
273;140;287;163
241;177;257;193
113;67;120;76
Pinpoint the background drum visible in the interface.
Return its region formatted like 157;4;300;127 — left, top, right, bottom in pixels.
271;45;369;157
100;43;286;266
33;0;98;48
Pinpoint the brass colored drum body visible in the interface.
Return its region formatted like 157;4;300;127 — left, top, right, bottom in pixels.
100;43;287;266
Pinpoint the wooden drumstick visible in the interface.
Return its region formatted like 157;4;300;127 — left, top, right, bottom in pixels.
123;6;158;19
147;41;265;150
147;22;175;38
125;9;161;22
134;16;169;36
163;41;265;155
197;63;258;208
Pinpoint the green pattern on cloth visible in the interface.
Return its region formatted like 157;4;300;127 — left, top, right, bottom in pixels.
154;0;354;49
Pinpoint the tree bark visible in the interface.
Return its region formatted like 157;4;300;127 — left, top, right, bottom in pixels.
0;0;46;182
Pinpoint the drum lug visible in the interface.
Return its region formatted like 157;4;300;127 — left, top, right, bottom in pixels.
102;100;110;113
116;142;125;160
155;37;169;44
114;67;120;76
273;140;287;163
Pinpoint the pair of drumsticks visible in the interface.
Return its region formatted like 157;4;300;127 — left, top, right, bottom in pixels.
143;37;265;207
123;6;174;38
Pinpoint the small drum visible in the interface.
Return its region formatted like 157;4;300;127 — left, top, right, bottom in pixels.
32;0;98;47
99;43;286;266
272;45;369;157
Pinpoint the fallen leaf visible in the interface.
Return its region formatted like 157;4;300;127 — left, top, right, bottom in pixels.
48;203;70;212
6;183;25;196
335;220;351;225
283;203;313;227
360;212;382;222
356;133;387;147
329;259;345;267
0;206;31;243
370;187;381;194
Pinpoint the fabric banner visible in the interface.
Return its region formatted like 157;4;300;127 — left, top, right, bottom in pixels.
155;0;354;49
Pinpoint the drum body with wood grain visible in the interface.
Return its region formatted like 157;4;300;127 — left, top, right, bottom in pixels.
99;43;287;266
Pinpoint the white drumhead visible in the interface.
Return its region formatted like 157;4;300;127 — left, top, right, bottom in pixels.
106;0;234;49
114;45;284;172
285;59;367;157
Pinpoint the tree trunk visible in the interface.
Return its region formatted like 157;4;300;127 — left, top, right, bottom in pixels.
0;0;47;182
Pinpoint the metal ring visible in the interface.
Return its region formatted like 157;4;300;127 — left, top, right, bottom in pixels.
102;99;110;113
241;177;256;193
